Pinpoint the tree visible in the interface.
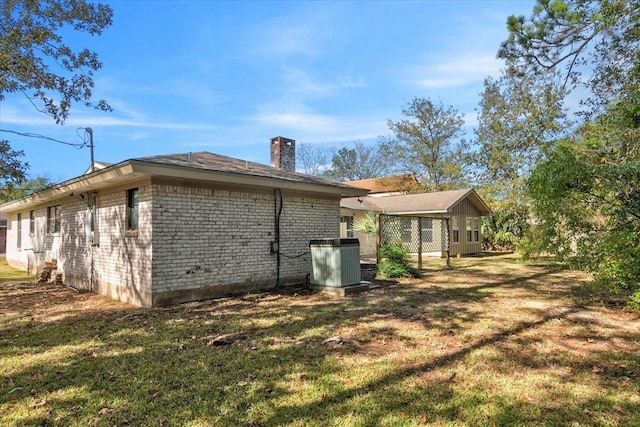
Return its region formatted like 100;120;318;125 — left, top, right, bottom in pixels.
474;68;570;254
526;119;640;305
498;0;639;114
0;0;113;186
387;97;470;191
0;0;113;124
0;175;53;203
0;142;28;191
296;142;334;176
324;140;395;182
501;0;640;307
475;70;569;208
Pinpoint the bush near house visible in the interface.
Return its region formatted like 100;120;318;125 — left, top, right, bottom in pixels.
377;244;419;278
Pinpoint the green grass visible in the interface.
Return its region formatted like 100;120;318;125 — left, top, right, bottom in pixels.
0;255;32;283
1;254;639;426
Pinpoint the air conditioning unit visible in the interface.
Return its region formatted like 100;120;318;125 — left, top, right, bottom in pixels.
309;238;361;287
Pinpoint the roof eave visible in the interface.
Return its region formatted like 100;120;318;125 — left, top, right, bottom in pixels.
130;161;368;197
0;160;367;213
0;162;141;212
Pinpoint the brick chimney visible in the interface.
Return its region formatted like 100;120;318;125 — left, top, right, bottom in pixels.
270;136;296;172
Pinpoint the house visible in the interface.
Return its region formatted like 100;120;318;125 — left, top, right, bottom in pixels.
343;174;420;197
0;137;367;307
340;188;492;258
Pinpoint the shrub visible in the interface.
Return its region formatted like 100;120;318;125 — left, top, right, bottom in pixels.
378;244;419;278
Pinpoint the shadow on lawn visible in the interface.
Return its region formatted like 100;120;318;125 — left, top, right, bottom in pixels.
1;260;639;426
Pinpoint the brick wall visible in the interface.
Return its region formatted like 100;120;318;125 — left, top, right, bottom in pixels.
150;182;339;305
5;178;340;307
5;179;154;306
87;182;153;306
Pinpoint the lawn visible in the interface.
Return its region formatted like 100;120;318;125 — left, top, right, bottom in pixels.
1;254;639;426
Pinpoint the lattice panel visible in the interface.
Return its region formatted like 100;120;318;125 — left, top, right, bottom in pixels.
379;215;448;254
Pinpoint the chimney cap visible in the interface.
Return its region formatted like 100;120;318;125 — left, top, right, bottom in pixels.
270;136;295;145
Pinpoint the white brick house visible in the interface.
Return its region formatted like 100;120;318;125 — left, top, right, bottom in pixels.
1;140;366;307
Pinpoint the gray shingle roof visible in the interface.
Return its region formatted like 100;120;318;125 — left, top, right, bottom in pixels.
134;151;354;189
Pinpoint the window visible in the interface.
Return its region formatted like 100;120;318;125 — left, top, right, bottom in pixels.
47;205;61;234
29;210;35;235
17;213;21;249
466;217;472;242
400;217;412;242
340;216;354;238
473;218;480;242
421;218;433;243
451;216;459;243
127;188;139;231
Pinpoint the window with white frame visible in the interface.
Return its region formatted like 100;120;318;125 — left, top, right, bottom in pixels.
29;210;35;235
473;218;480;242
466;217;472;242
340;216;354;238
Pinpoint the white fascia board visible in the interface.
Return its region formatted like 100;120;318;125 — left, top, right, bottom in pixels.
0;163;141;212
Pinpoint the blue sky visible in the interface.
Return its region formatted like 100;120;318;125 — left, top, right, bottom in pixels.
1;0;536;183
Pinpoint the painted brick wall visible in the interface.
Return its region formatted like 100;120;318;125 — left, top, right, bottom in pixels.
151;183;339;303
5;180;154;306
6;179;340;307
87;182;153;306
5;208;56;273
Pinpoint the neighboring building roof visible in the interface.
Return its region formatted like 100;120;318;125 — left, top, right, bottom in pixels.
83;161;114;175
1;151;368;213
344;174;419;195
341;188;492;216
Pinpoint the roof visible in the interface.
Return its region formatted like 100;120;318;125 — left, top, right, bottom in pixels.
340;188;492;216
82;161;113;175
344;174;419;194
1;151;368;212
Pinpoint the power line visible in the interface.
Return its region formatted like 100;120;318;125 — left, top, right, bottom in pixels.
0;128;86;149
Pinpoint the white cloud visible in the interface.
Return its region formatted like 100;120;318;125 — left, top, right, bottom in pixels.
282;68;336;98
244;4;349;59
0;99;219;132
255;110;337;132
414;53;502;89
279;67;367;101
250;103;387;144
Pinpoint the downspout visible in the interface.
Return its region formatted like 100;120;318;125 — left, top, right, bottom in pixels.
274;189;283;288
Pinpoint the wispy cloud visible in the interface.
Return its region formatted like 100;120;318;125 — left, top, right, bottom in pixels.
413;53;502;89
250;103;386;144
280;67;367;100
244;5;348;59
1;99;219;132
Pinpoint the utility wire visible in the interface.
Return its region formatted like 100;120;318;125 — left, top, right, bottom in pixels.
0;128;86;149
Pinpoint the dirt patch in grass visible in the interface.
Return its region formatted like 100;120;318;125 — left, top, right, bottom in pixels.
1;254;639;426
